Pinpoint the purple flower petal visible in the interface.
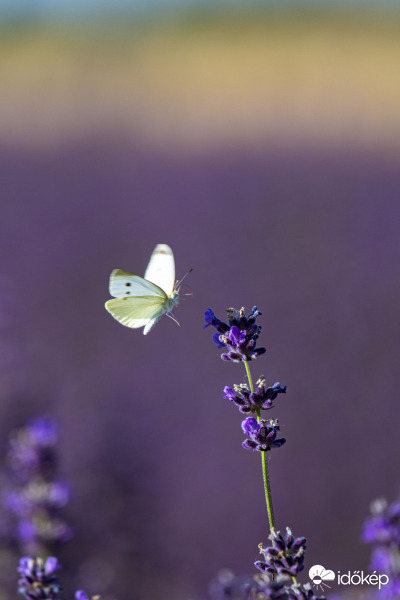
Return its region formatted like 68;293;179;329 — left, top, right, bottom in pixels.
45;556;61;575
241;417;258;436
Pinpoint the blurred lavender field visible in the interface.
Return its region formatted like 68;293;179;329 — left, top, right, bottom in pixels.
1;8;400;600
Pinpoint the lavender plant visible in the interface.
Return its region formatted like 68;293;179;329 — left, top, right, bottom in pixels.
5;422;101;600
363;497;400;598
17;556;96;600
205;307;325;600
3;417;72;556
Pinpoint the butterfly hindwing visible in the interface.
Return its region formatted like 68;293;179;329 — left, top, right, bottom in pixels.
105;296;167;329
109;270;167;299
143;316;162;335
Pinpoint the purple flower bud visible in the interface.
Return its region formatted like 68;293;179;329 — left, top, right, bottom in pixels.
251;306;262;318
18;557;34;577
212;332;225;349
242;440;259;450
203;308;216;328
75;591;90;600
223;387;236;403
44;557;60;575
241;417;258;436
370;547;392;572
228;327;246;346
17;519;36;543
27;418;58;447
48;482;71;507
4;491;29;515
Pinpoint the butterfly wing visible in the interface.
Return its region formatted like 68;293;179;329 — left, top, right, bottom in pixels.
144;244;175;296
109;270;167;299
143;316;162;335
105;296;167;329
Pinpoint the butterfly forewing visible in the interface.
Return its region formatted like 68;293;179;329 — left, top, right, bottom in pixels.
109;270;167;299
144;244;175;296
105;296;167;329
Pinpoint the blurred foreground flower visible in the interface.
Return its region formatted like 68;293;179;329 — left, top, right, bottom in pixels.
3;417;72;555
18;556;62;600
209;569;325;600
17;557;98;600
363;497;400;598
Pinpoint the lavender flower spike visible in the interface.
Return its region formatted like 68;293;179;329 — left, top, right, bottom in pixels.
288;582;326;599
209;570;289;600
4;417;72;554
362;496;400;599
255;528;307;576
224;376;286;414
363;497;400;545
18;556;62;600
241;417;286;452
204;306;266;362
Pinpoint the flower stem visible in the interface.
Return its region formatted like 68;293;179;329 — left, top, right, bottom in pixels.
244;361;276;534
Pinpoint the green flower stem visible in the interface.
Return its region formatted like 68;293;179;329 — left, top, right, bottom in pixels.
244;361;276;534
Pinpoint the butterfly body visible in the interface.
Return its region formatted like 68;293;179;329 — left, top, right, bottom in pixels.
105;244;180;335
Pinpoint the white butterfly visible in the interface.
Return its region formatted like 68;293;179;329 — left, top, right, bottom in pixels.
105;244;181;335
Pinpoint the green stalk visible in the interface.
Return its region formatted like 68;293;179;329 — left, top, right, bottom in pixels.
245;361;298;587
244;361;275;534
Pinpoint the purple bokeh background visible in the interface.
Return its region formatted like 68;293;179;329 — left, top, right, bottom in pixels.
1;9;400;598
1;139;400;598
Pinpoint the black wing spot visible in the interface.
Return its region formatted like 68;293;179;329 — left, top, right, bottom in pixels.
126;291;131;295
126;282;132;287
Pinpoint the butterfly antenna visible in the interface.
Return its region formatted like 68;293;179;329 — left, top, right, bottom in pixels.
176;268;193;291
167;313;181;327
